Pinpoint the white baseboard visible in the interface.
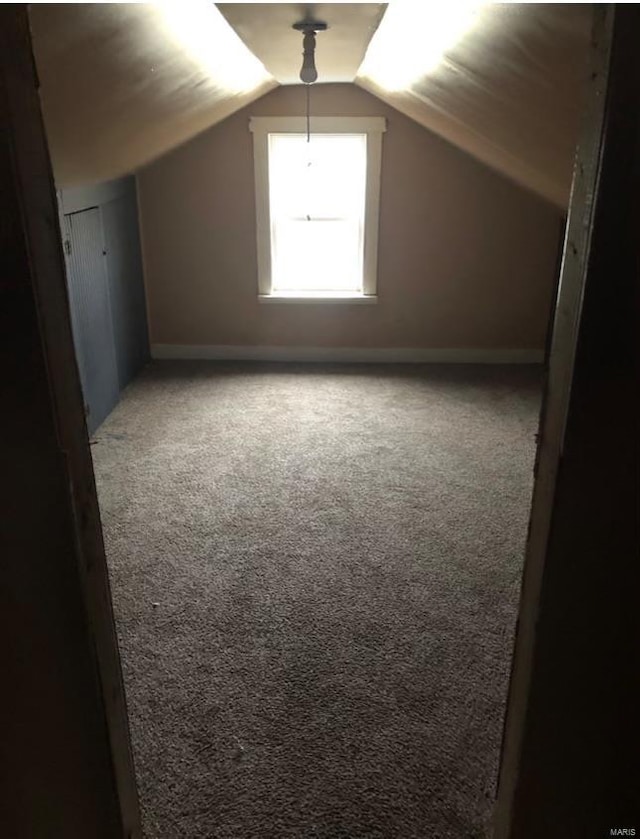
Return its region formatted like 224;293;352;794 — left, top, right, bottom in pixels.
151;344;544;364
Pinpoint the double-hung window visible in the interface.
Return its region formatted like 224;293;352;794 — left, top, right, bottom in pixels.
250;117;386;301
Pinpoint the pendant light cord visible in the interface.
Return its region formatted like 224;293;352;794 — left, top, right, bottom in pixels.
305;83;312;220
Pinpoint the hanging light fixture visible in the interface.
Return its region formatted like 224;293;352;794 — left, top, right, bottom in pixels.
293;20;327;84
293;20;327;147
291;19;328;224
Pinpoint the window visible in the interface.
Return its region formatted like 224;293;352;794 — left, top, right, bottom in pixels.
250;117;386;301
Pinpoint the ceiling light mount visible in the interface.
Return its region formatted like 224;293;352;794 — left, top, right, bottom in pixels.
293;20;328;84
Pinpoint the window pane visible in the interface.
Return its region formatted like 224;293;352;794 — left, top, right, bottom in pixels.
272;219;363;293
269;134;366;220
268;133;367;293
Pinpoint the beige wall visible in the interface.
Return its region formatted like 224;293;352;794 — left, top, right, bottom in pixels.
138;84;562;350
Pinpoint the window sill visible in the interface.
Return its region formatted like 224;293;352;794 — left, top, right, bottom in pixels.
258;293;377;305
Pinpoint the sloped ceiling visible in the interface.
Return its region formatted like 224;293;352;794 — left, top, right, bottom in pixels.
29;3;278;188
357;4;592;207
30;3;591;207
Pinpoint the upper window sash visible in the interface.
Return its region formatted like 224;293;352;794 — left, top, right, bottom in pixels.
268;133;367;228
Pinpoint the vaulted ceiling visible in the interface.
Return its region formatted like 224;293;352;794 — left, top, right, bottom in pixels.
30;3;592;208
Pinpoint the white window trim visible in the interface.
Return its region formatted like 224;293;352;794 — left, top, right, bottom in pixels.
249;116;387;301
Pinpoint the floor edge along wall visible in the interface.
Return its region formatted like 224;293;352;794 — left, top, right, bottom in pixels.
150;345;544;364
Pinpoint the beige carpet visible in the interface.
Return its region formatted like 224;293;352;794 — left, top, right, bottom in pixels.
92;362;540;838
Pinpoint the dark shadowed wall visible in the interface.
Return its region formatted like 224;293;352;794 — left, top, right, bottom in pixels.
1;7;132;836
505;7;639;834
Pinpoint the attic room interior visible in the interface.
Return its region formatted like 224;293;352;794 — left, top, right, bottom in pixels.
29;2;586;836
5;3;637;838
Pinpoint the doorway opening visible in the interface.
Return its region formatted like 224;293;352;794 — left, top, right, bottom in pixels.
28;3;594;836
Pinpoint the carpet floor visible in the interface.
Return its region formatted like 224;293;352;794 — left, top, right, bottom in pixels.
92;362;541;839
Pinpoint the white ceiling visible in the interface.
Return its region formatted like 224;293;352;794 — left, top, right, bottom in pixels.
30;2;591;207
217;4;387;84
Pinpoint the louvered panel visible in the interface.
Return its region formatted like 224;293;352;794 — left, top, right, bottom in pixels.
63;207;119;433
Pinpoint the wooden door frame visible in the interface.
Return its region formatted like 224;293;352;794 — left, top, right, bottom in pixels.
1;8;141;837
494;4;638;835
